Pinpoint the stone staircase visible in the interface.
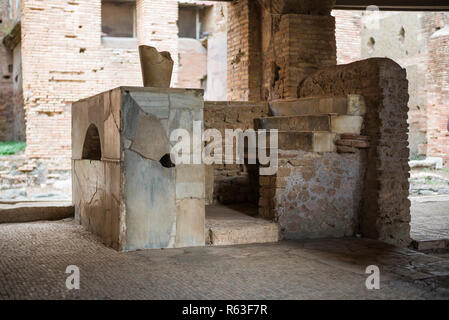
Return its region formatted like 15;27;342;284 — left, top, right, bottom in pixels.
254;95;366;153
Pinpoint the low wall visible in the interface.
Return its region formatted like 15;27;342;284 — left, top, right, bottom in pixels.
300;58;411;246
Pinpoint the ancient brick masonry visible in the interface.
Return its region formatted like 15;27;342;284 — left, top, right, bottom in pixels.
20;0;178;169
227;0;336;102
227;0;262;101
204;101;268;204
332;10;362;65
300;58;411;246
263;14;336;100
0;0;14;141
425;14;449;165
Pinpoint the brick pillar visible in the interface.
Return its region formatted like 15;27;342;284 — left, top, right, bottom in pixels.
268;14;337;100
227;0;262;101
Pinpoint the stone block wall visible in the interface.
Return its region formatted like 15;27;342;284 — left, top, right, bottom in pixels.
300;58;411;247
204;101;268;205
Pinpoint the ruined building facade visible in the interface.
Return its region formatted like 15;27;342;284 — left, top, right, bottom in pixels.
1;0;422;247
0;0;227;170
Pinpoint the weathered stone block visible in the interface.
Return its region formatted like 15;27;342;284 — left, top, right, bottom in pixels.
72;87;205;251
269;95;366;117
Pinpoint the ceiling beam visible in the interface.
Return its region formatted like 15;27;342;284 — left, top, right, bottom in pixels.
334;0;449;11
207;0;449;11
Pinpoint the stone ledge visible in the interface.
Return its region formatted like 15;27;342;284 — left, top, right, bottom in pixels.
0;202;74;223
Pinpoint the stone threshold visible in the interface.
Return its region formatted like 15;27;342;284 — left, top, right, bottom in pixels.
205;204;280;246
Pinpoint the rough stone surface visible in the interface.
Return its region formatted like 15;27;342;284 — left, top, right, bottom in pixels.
0;202;73;223
204;101;268;205
0;154;72;201
410;196;449;242
300;58;411;247
206;205;279;246
260;150;366;239
0;219;448;300
409;168;449;196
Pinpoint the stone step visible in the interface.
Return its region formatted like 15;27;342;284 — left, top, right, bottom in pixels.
255;115;363;135
271;131;336;153
269;94;366;117
238;131;336;155
205;205;279;246
255;115;330;132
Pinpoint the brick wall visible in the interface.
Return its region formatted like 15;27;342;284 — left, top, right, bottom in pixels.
178;38;206;89
332;10;361;65
423;13;449;165
333;10;449;163
300;58;411;247
204;101;268;204
12;43;24;140
136;0;179;86
227;0;262;101
227;0;336;101
0;0;14;141
262;13;336;100
20;0;178;169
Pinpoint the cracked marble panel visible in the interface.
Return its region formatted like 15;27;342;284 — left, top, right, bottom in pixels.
124;149;176;250
129;112;170;162
73;160;107;239
73;87;205;251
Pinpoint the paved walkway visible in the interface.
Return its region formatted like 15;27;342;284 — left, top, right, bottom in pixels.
1;219;449;300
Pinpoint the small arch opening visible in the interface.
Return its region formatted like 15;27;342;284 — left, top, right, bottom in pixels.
159;153;175;168
82;124;102;160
